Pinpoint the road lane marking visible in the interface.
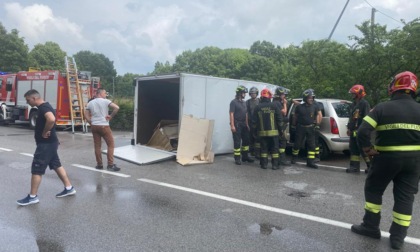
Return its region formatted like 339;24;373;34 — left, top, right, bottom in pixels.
0;148;13;151
72;164;131;178
20;153;34;157
138;178;420;246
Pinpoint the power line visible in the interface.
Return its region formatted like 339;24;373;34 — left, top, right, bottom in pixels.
363;0;405;25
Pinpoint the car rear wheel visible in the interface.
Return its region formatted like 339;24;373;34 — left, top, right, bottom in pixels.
319;138;330;160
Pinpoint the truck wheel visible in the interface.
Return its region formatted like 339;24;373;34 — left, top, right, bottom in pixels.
319;138;330;160
29;111;38;129
0;112;5;125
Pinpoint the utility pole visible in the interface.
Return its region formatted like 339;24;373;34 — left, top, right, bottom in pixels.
371;8;376;43
328;0;350;40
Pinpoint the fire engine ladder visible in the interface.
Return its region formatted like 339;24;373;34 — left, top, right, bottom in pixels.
64;56;86;133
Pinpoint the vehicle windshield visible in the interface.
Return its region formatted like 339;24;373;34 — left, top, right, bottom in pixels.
332;102;351;118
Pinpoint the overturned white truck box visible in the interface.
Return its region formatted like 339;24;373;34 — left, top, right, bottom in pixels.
113;73;277;165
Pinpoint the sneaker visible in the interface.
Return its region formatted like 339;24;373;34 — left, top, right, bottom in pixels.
56;187;76;198
107;164;121;171
17;194;39;206
95;165;103;170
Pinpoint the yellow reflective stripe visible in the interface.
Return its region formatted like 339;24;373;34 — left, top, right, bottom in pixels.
272;153;279;158
365;202;381;213
241;146;249;151
393;211;412;227
234;148;241;155
261;153;268;158
376;123;420;131
292;149;299;155
375;145;420;151
259;130;279;137
363;116;377;128
353;131;357;137
255;143;261;148
350;155;360;161
279;148;285;153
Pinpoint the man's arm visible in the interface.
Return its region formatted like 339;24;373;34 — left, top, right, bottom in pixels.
84;109;92;124
230;112;236;132
42;111;56;138
107;102;120;121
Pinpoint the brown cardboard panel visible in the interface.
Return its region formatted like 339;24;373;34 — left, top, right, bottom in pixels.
177;114;214;165
146;120;178;151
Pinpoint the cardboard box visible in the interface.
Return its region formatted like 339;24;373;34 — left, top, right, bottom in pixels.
146;120;178;151
176;114;214;165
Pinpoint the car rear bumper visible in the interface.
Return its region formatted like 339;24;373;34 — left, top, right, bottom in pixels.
327;136;350;152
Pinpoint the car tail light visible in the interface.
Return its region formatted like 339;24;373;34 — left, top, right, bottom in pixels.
330;117;339;134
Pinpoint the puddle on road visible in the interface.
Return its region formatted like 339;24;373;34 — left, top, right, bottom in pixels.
286;190;310;199
248;223;283;236
36;239;65;252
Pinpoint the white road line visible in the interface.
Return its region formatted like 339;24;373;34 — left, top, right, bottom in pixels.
0;148;13;151
72;164;131;178
20;153;34;157
138;178;420;247
296;162;367;171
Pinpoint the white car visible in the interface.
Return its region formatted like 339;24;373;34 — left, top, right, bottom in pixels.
286;98;352;159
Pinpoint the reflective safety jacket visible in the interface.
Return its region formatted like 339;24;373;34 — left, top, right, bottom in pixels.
252;100;283;137
358;94;420;155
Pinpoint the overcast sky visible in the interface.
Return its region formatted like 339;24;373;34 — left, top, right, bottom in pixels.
1;0;419;75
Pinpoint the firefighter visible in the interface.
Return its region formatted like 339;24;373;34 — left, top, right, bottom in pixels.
351;71;420;250
246;87;260;159
252;88;283;170
291;89;321;169
272;86;291;166
346;84;371;173
229;85;254;165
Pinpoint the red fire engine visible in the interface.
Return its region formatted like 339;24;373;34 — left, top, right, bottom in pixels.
0;58;99;132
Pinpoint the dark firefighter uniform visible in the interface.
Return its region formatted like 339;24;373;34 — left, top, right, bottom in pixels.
347;85;371;173
291;89;320;169
272;86;291;166
351;71;420;250
230;85;254;165
246;87;260;158
252;89;283;170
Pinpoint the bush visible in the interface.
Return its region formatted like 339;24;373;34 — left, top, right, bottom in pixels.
110;98;134;131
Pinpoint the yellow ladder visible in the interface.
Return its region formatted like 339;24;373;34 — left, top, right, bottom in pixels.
64;56;86;133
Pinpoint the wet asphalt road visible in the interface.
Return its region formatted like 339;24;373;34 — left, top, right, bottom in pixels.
1;123;420;252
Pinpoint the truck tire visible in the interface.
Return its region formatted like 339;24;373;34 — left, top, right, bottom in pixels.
29;111;38;129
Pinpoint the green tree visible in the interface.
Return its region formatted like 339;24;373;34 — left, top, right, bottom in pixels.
152;61;173;75
73;51;117;91
0;23;29;72
28;41;66;71
292;40;353;99
113;73;141;98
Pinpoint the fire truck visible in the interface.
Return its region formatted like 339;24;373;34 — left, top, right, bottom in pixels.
0;57;100;132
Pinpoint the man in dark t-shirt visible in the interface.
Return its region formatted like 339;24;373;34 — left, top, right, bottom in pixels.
17;89;76;206
229;85;254;165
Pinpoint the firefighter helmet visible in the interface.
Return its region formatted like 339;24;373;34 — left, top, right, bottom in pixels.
260;88;272;99
249;87;259;96
236;85;248;94
388;71;418;95
274;86;289;98
302;89;315;102
349;84;366;98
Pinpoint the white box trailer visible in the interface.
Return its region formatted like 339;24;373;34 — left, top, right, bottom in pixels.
113;73;278;165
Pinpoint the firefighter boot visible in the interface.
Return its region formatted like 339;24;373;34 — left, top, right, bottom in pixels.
346;161;360;173
351;210;381;239
260;158;268;169
291;155;298;164
306;158;318;169
241;151;255;163
272;158;280;170
389;222;408;250
365;162;371;174
234;156;242;165
279;152;291;166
